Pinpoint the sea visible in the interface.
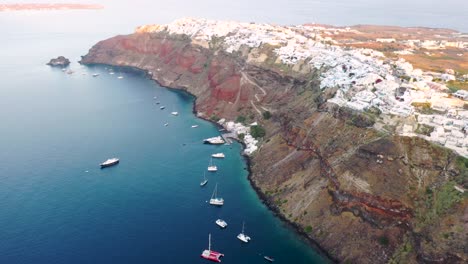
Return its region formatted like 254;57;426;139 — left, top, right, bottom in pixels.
0;1;466;263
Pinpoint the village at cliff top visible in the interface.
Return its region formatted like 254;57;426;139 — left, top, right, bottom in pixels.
138;18;468;157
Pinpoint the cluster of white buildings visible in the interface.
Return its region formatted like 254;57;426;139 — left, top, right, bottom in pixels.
218;119;259;155
139;18;467;157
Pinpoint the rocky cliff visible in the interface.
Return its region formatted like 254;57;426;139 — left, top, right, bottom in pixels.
81;19;467;263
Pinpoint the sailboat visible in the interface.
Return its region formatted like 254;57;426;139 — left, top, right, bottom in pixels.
200;233;224;262
207;158;217;172
209;183;224;206
200;172;208;187
171;105;178;116
237;221;251;243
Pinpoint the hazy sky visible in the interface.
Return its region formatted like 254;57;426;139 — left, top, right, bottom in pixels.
3;0;468;32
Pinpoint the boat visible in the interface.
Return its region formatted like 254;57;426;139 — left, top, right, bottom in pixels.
117;76;124;79
164;123;169;127
264;256;275;262
237;221;251;243
109;72;115;75
200;172;208;187
153;96;157;99
212;153;225;158
92;73;99;77
200;234;224;262
156;101;160;104
171;111;179;116
100;158;119;168
207;158;217;172
160;106;165;110
191;125;199;128
209;183;224;206
203;136;225;145
215;219;227;228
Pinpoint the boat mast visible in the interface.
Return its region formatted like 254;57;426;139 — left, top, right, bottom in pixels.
242;221;245;234
208;233;211;251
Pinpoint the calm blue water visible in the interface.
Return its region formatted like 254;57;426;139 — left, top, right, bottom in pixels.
1;2;464;263
0;12;328;264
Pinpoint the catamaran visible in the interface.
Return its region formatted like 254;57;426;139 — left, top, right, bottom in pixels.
211;153;225;158
200;172;208;187
215;219;227;228
209;183;224;206
207;158;217;172
237;221;251;243
200;233;224;262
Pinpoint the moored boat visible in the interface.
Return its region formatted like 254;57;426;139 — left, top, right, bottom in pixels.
207;158;217;172
200;172;208;187
191;125;199;128
92;73;99;77
215;219;227;228
171;111;178;116
203;136;225;145
237;221;251;243
211;153;225;158
209;183;224;206
160;106;165;110
100;158;119;168
264;256;275;262
201;234;224;262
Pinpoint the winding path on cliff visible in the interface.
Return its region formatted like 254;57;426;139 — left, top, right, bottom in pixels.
241;71;270;114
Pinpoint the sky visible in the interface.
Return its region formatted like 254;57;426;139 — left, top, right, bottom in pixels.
3;0;468;32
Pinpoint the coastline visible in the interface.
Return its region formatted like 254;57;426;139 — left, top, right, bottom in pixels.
81;62;336;263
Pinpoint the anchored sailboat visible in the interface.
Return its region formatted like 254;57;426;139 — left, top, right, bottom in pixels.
207;157;217;172
209;183;224;206
237;221;251;243
200;233;224;262
200;172;208;187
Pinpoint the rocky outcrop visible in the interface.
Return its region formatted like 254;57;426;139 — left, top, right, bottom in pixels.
81;24;467;264
47;56;70;67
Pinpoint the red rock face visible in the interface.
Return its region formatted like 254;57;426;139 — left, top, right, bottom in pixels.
83;33;253;119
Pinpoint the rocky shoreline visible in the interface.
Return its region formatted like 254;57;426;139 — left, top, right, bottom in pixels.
80;19;467;263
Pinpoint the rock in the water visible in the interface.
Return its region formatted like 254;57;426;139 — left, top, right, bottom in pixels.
47;56;70;67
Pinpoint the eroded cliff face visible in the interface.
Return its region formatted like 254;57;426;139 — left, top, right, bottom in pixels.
81;30;467;264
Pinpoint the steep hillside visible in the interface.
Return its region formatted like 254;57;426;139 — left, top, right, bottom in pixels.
81;20;467;263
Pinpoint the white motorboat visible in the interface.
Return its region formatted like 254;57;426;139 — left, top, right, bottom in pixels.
215;219;227;228
171;111;178;116
203;136;225;145
237;221;251;243
100;158;119;168
211;153;225;158
191;125;199;128
209;183;224;206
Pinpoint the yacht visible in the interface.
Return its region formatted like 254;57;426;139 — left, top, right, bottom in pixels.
164;123;169;127
203;136;225;145
100;158;119;168
109;72;115;75
200;234;224;262
209;183;224;206
160;106;165;110
215;219;227;228
211;153;225;158
92;73;99;77
207;158;217;172
264;256;275;262
117;76;124;79
237;221;251;243
171;111;179;116
191;125;199;128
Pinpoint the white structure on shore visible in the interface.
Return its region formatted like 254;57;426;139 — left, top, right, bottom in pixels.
139;18;468;157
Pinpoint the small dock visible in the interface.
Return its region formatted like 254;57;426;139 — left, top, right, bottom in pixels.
221;132;237;144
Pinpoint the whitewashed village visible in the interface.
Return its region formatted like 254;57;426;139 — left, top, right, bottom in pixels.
138;18;468;157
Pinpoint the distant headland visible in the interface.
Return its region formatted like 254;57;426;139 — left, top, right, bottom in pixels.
0;3;103;11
